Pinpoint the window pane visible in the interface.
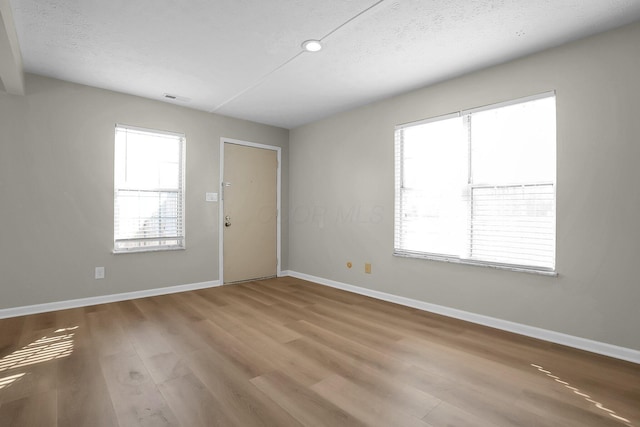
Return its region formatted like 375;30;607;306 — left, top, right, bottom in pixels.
470;184;555;269
397;116;468;256
115;128;182;190
471;97;556;185
115;190;180;239
402;117;466;189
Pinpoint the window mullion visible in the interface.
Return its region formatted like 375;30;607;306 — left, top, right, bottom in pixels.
465;114;473;260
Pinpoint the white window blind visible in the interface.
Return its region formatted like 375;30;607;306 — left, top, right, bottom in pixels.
394;93;556;273
114;125;185;252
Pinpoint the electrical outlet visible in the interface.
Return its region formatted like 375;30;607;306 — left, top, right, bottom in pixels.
365;263;372;274
95;267;105;280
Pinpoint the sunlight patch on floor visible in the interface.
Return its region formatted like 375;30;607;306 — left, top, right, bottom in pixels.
0;373;26;390
531;363;633;426
0;326;77;372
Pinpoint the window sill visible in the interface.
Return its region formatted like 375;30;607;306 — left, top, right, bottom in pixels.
112;246;185;255
393;251;558;277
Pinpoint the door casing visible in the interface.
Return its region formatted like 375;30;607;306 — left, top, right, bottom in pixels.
219;137;282;284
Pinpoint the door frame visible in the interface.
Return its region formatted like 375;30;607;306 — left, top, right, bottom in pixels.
219;137;282;284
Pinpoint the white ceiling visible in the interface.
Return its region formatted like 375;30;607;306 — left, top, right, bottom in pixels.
8;0;640;129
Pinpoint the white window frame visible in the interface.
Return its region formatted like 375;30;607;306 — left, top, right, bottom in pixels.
394;92;557;275
113;124;186;254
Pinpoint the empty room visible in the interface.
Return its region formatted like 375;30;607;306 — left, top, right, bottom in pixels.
1;0;639;426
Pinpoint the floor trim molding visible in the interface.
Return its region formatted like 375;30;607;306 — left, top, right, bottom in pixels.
0;280;221;319
287;271;640;364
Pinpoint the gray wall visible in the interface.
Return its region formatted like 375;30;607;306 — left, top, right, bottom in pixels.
0;74;289;308
289;22;640;350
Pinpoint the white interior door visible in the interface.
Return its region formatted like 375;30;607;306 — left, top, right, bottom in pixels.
221;141;279;284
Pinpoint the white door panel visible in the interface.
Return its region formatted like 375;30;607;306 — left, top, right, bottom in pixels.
222;142;277;283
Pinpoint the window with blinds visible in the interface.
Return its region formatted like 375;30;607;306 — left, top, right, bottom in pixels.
114;125;185;253
394;92;556;273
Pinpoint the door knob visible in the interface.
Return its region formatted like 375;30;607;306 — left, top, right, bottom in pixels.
224;215;231;227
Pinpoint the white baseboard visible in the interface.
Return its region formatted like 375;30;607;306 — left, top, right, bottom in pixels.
286;271;640;365
0;280;221;319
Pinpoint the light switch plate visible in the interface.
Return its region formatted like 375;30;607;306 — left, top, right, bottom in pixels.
205;192;218;202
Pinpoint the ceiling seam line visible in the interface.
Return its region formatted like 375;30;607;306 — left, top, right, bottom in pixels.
320;0;387;41
210;51;304;113
210;0;387;114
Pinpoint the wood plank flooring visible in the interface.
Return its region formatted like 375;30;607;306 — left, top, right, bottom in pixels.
0;276;638;426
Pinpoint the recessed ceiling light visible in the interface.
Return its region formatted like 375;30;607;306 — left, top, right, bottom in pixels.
302;40;322;52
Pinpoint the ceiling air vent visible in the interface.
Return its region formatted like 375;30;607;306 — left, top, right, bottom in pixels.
163;93;190;103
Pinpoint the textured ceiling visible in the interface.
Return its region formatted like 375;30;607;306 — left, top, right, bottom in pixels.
9;0;640;129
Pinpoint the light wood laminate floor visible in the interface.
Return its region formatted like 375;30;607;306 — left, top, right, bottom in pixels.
0;277;638;426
